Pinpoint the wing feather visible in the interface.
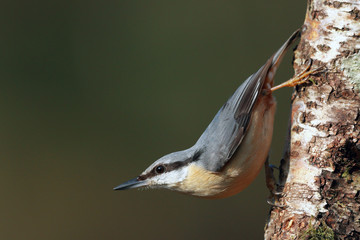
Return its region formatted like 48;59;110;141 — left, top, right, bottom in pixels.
195;29;301;172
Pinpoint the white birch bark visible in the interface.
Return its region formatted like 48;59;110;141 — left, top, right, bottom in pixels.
265;1;360;239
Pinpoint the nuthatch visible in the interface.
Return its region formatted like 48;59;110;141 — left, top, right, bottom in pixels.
114;29;315;199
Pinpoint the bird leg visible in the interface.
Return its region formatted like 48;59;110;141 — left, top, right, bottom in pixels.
265;157;286;208
270;60;324;92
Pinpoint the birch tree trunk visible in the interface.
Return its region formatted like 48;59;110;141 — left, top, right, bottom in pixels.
265;1;360;239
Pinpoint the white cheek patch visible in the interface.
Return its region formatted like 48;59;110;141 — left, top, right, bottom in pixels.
152;168;188;186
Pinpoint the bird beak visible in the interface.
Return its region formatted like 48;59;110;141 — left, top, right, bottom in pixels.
113;178;147;190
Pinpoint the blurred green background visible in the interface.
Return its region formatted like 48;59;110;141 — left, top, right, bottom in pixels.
1;1;306;239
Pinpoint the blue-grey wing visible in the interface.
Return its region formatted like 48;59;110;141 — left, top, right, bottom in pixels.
194;29;300;172
195;61;271;171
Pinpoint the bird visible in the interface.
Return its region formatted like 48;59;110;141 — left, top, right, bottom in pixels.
114;28;316;199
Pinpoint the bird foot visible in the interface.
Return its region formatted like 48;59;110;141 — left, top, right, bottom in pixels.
265;157;287;208
271;59;325;92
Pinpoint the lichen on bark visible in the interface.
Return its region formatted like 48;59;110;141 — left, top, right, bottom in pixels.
342;52;360;91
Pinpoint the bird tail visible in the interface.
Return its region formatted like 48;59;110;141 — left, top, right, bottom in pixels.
265;28;302;88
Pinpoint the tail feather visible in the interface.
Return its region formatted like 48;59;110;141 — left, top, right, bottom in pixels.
265;28;301;88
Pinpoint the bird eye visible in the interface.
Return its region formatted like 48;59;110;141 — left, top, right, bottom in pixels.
155;165;165;174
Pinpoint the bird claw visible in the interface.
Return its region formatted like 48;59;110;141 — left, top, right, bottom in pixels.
270;59;326;92
267;198;287;208
264;157;287;208
272;190;284;196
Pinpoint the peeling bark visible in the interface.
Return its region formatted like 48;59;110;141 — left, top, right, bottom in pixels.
265;0;360;239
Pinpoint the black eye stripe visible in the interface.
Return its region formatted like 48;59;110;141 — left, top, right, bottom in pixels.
192;150;203;161
154;151;203;173
138;149;204;180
